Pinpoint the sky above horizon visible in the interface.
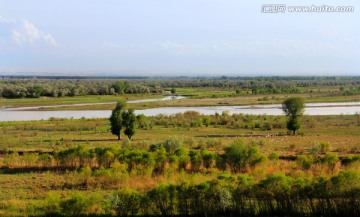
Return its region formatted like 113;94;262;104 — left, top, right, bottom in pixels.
0;0;359;76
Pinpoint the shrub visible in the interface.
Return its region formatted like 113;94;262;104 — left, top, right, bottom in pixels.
110;189;142;216
297;155;313;170
224;140;265;173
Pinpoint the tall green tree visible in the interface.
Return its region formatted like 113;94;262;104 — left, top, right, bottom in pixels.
282;97;305;135
122;109;137;139
109;101;126;140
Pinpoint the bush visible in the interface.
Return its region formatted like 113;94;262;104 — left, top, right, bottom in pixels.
320;142;331;154
110;189;142;216
297;155;313;170
163;136;183;153
224;140;265;173
268;152;279;161
321;153;339;173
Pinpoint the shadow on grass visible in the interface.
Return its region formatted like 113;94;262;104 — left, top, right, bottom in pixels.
42;138;119;142
41;138;149;143
0;166;80;174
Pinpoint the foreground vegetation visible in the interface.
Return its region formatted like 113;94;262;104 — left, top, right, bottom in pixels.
0;112;359;216
0;145;359;216
0;137;359;216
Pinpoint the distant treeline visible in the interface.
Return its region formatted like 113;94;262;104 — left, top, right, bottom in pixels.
2;75;360;81
0;80;162;98
1;77;360;98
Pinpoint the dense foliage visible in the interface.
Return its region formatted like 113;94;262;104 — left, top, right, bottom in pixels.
1;140;359;216
32;171;359;217
1;140;266;173
0;80;161;98
143;111;286;132
1;76;360;98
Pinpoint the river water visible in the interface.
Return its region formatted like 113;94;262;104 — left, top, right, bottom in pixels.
1;102;360;121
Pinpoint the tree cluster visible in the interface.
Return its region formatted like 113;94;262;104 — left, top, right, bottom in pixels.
2;77;359;98
0;80;161;98
110;102;136;140
147;111;284;131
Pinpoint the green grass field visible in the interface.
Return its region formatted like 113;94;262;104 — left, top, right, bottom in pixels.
1;87;360;216
0;115;359;156
0;114;359;216
3;93;359;111
0;94;162;109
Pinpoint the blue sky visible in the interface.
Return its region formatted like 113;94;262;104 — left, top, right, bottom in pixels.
0;0;359;76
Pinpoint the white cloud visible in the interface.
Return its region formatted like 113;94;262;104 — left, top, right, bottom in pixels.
42;33;58;46
102;42;123;49
317;27;359;45
159;39;350;59
159;41;251;55
11;30;22;44
100;42;147;55
23;20;41;42
0;15;15;23
160;41;212;55
10;19;58;46
160;41;185;50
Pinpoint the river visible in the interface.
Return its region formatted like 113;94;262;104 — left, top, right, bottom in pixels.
0;102;360;121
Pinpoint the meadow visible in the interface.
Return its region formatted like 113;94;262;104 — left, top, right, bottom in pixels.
0;77;359;216
0;112;359;216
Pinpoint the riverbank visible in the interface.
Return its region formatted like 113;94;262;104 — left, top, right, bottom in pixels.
0;94;164;109
1;93;360;111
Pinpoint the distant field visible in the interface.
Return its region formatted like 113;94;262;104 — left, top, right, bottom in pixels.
2;91;360;111
0;94;162;109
